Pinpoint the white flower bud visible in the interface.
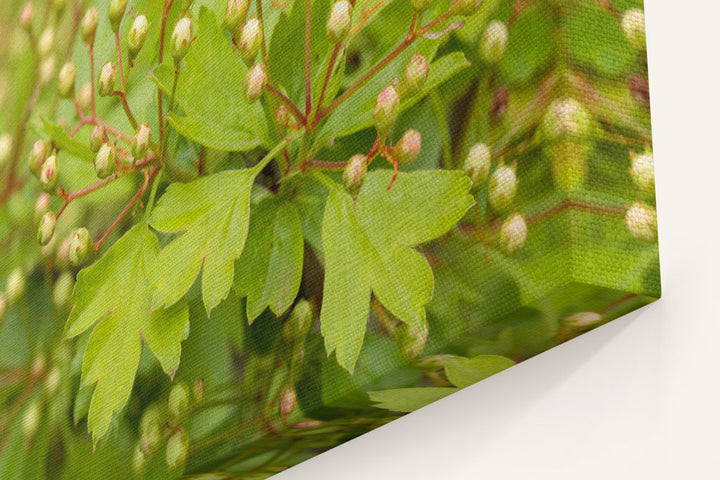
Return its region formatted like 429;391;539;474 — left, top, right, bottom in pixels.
20;3;34;32
279;387;297;417
625;201;657;243
487;165;517;213
95;143;116;178
172;17;193;65
542;98;591;140
44;366;62;396
165;430;189;471
621;8;646;51
132;123;152;160
98;61;117;97
90;124;105;152
69;227;91;266
244;63;267;103
629;150;655;195
34;193;51;222
128;15;150;59
225;0;251;33
6;267;26;304
21;400;42;441
499;213;527;255
168;382;190;419
58;61;76;98
39;56;56;86
28;139;48;176
0;133;12;166
53;271;74;310
399;54;429;97
108;0;128;33
480;20;508;64
464;143;491;187
81;8;99;46
37;27;55;58
238;18;263;63
327;1;352;44
38;212;56;246
78;82;92;111
39;154;59;192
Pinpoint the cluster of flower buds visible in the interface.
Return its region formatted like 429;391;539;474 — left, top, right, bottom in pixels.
480;20;508;64
621;8;646;52
541;97;592;193
327;1;353;44
343;154;368;197
463;142;491;187
625;200;657;243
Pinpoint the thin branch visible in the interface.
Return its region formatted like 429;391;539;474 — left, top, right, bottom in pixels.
315;43;342;114
266;84;306;126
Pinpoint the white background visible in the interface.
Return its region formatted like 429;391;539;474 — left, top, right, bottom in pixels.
278;1;720;478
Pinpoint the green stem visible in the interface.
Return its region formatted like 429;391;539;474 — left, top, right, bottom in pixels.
311;170;340;192
251;140;293;177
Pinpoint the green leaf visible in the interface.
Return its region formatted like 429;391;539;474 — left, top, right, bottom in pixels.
368;387;458;412
444;355;515;388
43;119;95;163
499;6;553;84
320;170;474;372
149;142;287;315
152;7;268;151
234;198;304;321
318;52;471;143
64;224;190;441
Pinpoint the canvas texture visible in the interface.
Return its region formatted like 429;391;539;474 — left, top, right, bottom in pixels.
0;0;657;478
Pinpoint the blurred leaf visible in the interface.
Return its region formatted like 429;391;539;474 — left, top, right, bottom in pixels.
368;387;457;412
499;6;553;84
444;355;514;388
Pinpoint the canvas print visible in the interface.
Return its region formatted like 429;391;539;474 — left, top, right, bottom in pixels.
0;0;658;478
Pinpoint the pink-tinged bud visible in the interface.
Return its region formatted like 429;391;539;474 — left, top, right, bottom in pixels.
499;213;527;255
56;234;72;269
37;27;55;58
276;104;289;127
40;154;59;192
95;143;116;178
0;133;12;166
108;0;128;33
410;0;432;12
52;271;74;310
343;153;367;197
168;382;190;420
562;311;603;328
132;123;152;159
39;56;57;86
395;129;422;165
399;54;429;97
244;63;267;103
238;18;263;63
625;201;657;243
128;15;150;59
225;0;250;33
58;61;76;98
279;387;297;417
464;143;491;187
98;61;117;97
78;82;92;111
0;293;5;323
81;8;99;46
373;85;400;136
90;124;105;152
480;20;508;64
37;212;56;246
327;1;352;44
29;139;49;176
165;430;189;471
139;405;162;455
487;165;516;212
450;0;483;17
491;85;509;121
172;17;193;65
69;227;91;266
629;74;650;107
5;267;26;304
621;8;646;51
20;3;34;32
193;378;205;404
629;150;655;195
34;193;51;222
282;299;313;342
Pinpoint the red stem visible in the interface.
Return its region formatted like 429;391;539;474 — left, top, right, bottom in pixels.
266;84;307;126
315;43;342;115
